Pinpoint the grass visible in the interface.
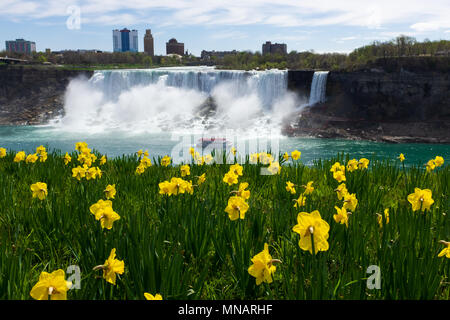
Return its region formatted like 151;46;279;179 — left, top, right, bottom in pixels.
0;146;448;300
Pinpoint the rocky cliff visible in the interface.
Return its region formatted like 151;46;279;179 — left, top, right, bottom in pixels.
285;69;450;143
0;66;93;125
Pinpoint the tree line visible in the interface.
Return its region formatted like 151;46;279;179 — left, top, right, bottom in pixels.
1;35;449;71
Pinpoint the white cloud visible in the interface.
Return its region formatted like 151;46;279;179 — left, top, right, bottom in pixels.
410;21;450;32
0;0;449;32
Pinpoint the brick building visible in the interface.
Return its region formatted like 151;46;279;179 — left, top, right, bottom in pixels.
166;38;184;56
144;29;154;56
262;41;287;55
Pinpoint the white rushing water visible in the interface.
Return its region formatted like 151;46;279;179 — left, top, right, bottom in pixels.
308;71;329;106
52;66;301;136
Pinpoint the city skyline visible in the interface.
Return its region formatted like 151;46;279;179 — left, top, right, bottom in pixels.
0;1;449;56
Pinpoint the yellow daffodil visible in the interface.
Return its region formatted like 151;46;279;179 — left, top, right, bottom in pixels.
236;182;251;200
358;158;369;170
426;159;436;172
294;194;306;208
137;149;148;158
75;142;88;151
136;163;146;175
384;208;390;224
291;150;301;160
30;269;72;300
189;147;195;157
230;164;243;176
438;241;450;258
161;155;171;167
223;171;239;186
248;243;279;285
90;199;120;229
94;248;124;285
194;155;205;166
377;208;390;228
283;152;289;161
225;196;249;221
144;293;163;300
398;153;405;162
86;167;99;180
250;153;259;164
170;177;193;195
330;162;345;173
64;153;72;165
31;182;48;200
286;181;296;194
36;145;46;155
140;156;152;168
303;181;314;195
181;164;190;177
343;193;358;212
335;183;348;200
346;159;359;172
260;152;274;165
231;147;237;155
80;146;92;155
333;170;346;183
72;165;87;180
14;151;26;162
333;206;349;227
26;153;38;164
267;161;281;175
159;181;172;195
407;188;434;212
0;147;6;158
192;151;203;165
96;167;102;179
99;155;107;165
197;173;206;185
205;154;214;164
434;156;444;167
159;177;193;196
38;151;48;163
104;184;116;199
77;152;94;167
185;180;194;194
292;210;330;255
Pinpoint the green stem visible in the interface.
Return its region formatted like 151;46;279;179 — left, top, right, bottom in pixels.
310;232;316;298
402;162;408;189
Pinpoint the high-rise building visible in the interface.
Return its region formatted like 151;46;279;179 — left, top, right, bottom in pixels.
5;39;36;55
113;30;122;52
166;38;184;56
262;41;287;55
144;29;154;56
130;30;138;52
113;28;138;52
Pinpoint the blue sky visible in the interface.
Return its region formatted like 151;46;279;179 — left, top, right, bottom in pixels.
1;0;449;56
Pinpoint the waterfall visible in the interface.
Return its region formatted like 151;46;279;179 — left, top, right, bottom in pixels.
308;71;329;106
90;66;288;110
55;66;298;134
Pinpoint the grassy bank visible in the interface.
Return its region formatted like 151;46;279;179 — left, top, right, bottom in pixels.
0;144;448;300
